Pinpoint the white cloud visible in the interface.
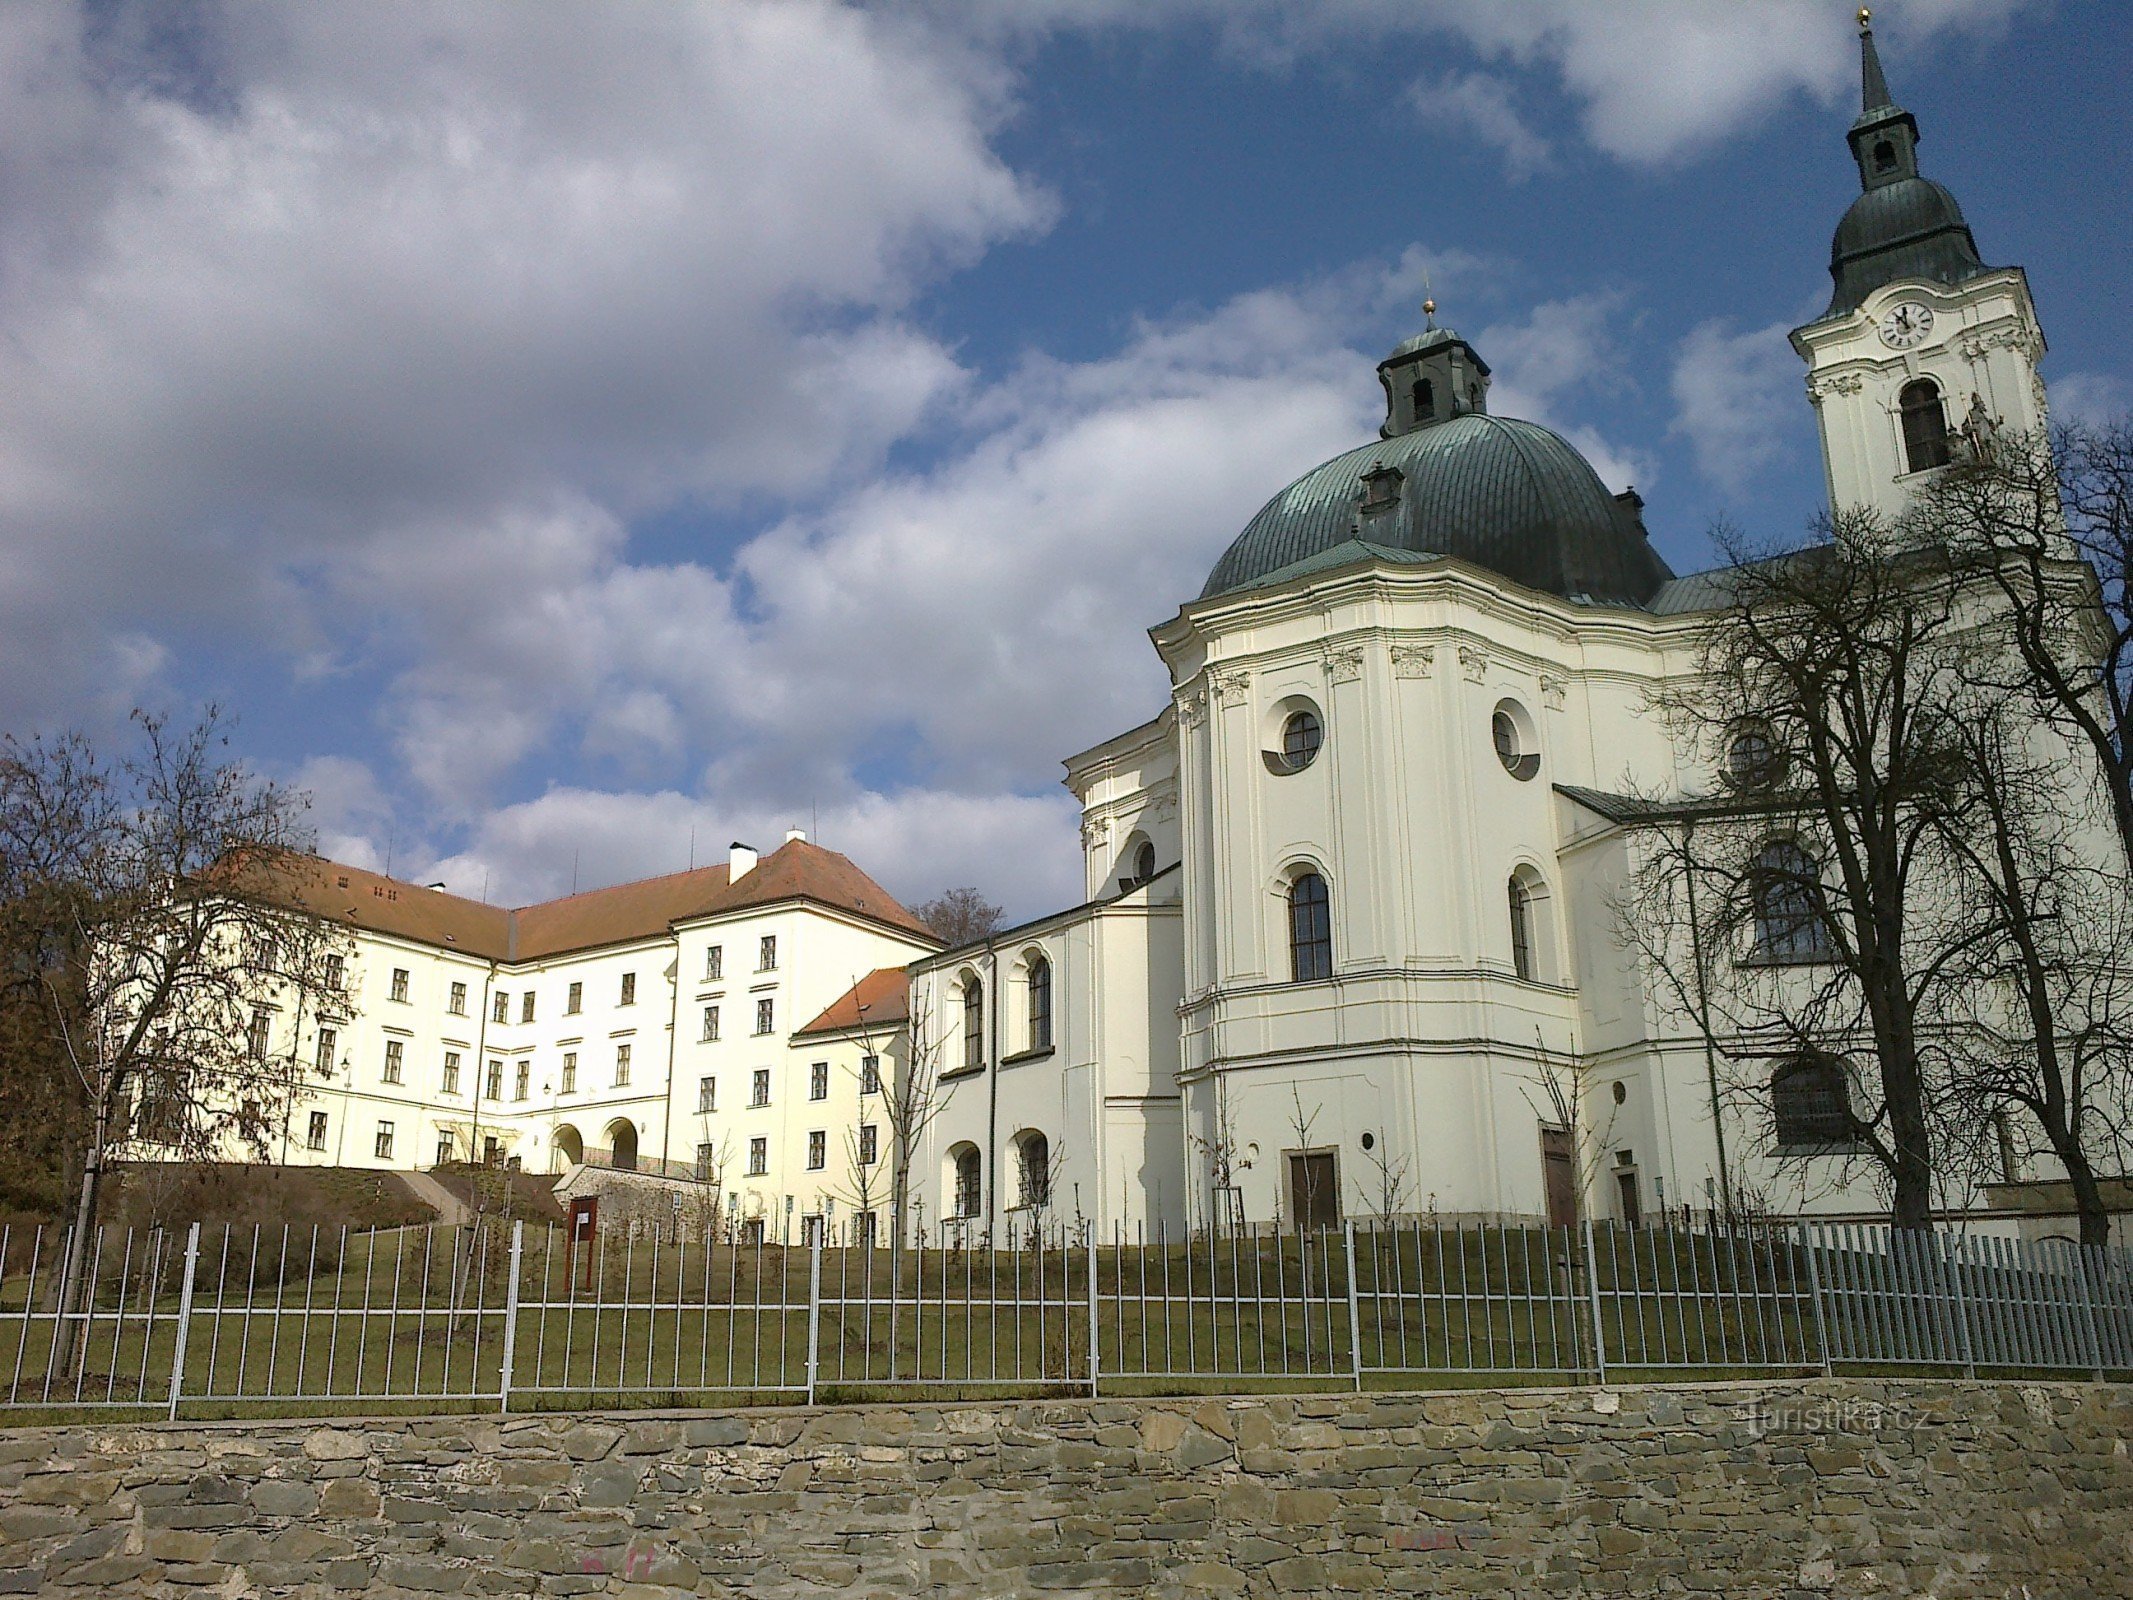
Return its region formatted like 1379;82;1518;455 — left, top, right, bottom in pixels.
1669;318;1804;495
1408;72;1552;180
2049;372;2131;429
421;784;1085;925
945;0;2029;164
0;2;1044;727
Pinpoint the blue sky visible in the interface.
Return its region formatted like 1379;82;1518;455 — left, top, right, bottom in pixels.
1;1;2126;919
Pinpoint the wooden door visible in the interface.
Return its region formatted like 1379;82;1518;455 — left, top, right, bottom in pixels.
1288;1150;1339;1232
1540;1127;1577;1229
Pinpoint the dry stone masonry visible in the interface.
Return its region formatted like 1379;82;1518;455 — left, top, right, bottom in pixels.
1;1379;2129;1596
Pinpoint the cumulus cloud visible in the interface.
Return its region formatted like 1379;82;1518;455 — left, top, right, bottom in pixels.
1479;293;1656;494
944;0;2028;164
1407;71;1553;180
0;1;1044;727
423;784;1086;925
1669;318;1805;495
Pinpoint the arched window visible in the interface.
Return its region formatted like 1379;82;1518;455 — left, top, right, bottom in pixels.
1751;841;1830;960
1289;872;1332;982
1508;876;1535;981
1017;1131;1050;1208
962;975;985;1070
1726;718;1784;789
1872;138;1897;173
951;1144;982;1218
1900;378;1950;472
1134;840;1157;883
1027;954;1052;1051
1412;377;1434;420
1772;1056;1855;1152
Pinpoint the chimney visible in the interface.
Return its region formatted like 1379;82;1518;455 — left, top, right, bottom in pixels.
785;828;807;844
729;841;757;880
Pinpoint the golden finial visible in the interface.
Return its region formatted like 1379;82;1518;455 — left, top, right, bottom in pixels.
1422;269;1437;330
1858;6;1871;32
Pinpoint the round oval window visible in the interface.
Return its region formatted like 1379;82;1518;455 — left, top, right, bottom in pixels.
1492;705;1539;781
1281;709;1323;772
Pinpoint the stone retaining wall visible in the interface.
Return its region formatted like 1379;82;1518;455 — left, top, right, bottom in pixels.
2;1379;2129;1596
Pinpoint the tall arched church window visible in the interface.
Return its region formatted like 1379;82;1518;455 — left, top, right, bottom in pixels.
962;975;985;1070
1288;872;1332;982
1508;877;1535;981
1900;378;1950;472
1027;955;1052;1052
1751;841;1830;960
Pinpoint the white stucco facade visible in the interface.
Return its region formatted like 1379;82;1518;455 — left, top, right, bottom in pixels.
904;29;2123;1243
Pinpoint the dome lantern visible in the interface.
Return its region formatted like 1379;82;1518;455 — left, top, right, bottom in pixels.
1376;316;1491;440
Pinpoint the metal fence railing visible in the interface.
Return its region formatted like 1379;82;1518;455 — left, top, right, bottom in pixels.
3;1215;2129;1418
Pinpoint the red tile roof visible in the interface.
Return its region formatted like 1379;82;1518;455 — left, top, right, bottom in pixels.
794;967;911;1039
242;839;935;963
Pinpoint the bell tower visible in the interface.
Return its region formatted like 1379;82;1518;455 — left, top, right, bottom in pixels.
1790;9;2047;521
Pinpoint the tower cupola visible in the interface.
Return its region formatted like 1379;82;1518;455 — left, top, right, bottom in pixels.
1377;300;1491;439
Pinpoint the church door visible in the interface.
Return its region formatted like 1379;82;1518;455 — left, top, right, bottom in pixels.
1287;1151;1339;1232
1540;1128;1577;1230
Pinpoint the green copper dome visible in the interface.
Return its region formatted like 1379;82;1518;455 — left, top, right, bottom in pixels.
1200;411;1673;605
1827;175;1989;316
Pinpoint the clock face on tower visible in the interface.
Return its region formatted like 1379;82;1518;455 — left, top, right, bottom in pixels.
1877;301;1935;349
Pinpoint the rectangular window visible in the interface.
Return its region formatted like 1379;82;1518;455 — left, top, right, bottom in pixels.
751;1068;770;1108
755;998;773;1035
860;1054;881;1095
492;991;510;1024
702;1004;720;1042
315;1027;338;1077
485;1059;503;1100
561;1051;577;1092
448;980;467;1016
807;1131;826;1170
436;1135;454;1168
514;1061;529;1101
375;1121;395;1161
859;1123;879;1165
521;991;536;1025
442;1051;461;1095
307;1111;328;1151
706;945;723;981
696;1142;716;1182
620;972;637;1006
615;1042;632;1086
382;1039;404;1085
324;954;345;991
698;1075;717;1114
758;935;777;972
566;980;582;1015
809;1061;828;1101
247;1009;270;1061
748;1137;767;1176
390;967;410;1004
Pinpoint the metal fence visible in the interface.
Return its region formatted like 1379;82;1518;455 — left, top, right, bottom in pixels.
4;1215;2129;1418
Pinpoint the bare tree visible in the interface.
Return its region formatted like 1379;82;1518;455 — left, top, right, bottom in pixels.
1927;689;2133;1247
914;887;1004;947
1519;1034;1617;1225
1361;1130;1412;1226
1626;511;1993;1230
1187;1074;1249;1235
1284;1084;1326;1234
1931;420;2133;870
0;708;351;1371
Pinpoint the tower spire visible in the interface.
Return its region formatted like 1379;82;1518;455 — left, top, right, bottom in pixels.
1858;9;1894;114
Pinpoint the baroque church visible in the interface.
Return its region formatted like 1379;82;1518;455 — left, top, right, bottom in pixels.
905;18;2071;1241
